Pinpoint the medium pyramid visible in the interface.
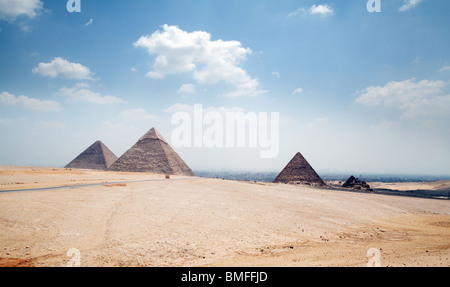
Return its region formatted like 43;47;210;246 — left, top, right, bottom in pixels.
65;140;118;170
273;152;325;186
108;127;195;176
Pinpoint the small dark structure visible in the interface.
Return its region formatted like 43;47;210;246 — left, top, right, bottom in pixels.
342;176;373;191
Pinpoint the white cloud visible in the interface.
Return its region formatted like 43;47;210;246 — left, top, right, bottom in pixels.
309;5;334;16
0;91;61;111
271;72;280;79
399;0;423;11
178;83;195;94
18;22;31;32
58;86;126;105
440;64;450;72
85;18;93;26
355;78;450;117
293;88;303;94
119;108;157;122
288;4;334;18
287;7;307;18
134;24;266;97
0;0;44;20
33;57;94;80
75;82;91;88
130;67;138;72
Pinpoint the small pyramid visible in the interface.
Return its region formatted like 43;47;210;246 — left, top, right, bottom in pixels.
65;140;118;170
108;127;195;176
342;176;373;191
342;176;357;188
273;152;325;186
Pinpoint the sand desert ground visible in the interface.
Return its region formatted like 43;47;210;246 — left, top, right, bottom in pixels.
0;166;449;267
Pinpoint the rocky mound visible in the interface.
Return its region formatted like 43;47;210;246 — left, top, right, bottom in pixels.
342;176;373;191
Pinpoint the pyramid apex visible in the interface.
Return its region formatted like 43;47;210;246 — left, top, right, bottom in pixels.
93;140;108;149
139;127;167;143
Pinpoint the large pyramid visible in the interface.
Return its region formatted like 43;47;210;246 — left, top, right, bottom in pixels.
273;152;325;186
108;127;195;176
65;140;118;170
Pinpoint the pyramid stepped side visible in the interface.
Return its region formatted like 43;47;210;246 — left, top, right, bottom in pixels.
99;142;120;169
273;152;325;186
160;141;195;176
65;141;118;170
108;138;166;173
108;128;195;176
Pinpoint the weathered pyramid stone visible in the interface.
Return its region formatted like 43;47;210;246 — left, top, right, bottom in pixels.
108;127;195;176
273;152;325;186
65;140;118;170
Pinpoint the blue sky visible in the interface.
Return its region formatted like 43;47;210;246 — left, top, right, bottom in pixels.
1;0;449;175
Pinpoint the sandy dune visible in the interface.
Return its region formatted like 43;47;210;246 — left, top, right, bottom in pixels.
0;167;449;267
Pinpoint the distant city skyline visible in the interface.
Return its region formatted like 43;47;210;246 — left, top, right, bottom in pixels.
1;0;449;175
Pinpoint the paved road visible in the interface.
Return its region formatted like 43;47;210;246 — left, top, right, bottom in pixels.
0;177;197;194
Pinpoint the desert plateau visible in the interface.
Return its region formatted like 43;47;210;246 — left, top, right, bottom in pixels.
0;166;448;267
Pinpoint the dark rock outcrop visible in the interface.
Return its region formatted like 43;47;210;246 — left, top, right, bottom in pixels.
342;176;373;191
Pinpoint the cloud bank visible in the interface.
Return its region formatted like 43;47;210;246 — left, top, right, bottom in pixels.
0;91;60;111
58;86;125;105
288;4;334;18
33;57;94;80
399;0;424;11
134;25;266;97
0;0;44;20
355;78;450;117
